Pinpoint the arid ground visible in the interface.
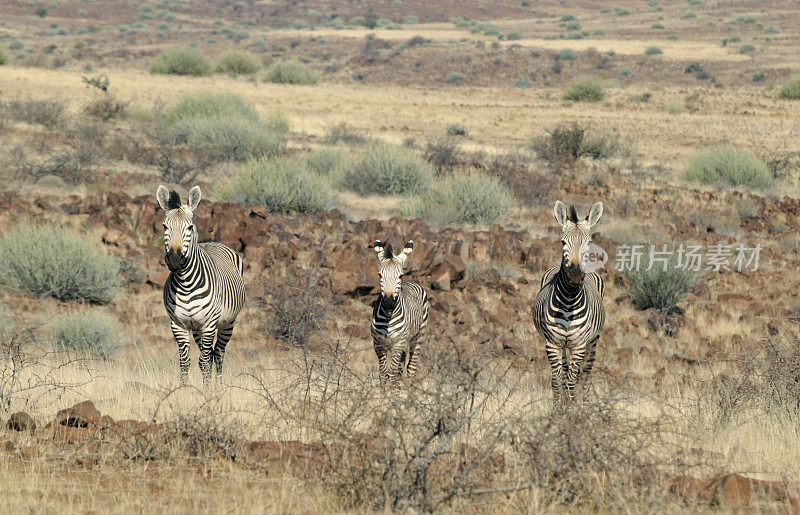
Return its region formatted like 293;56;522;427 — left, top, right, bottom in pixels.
1;0;800;512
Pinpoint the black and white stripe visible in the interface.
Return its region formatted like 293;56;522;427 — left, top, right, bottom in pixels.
370;240;429;384
533;201;605;402
157;185;246;385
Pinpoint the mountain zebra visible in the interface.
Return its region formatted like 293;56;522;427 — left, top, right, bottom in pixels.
156;185;246;385
533;201;605;402
371;240;429;384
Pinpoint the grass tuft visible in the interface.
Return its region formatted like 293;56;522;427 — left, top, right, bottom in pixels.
685;144;772;189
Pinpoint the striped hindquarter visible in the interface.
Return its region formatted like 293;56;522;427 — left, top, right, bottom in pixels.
371;280;429;383
533;265;605;399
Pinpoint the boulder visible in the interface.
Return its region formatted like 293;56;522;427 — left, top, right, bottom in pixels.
56;400;101;428
7;412;36;433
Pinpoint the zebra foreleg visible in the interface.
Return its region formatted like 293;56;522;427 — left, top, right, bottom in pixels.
171;321;193;384
579;336;600;392
565;346;587;401
198;326;218;387
406;333;423;380
387;344;406;386
213;321;234;385
545;342;566;404
374;338;389;384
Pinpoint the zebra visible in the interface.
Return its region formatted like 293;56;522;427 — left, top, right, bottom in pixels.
371;240;429;384
156;185;246;386
532;201;605;402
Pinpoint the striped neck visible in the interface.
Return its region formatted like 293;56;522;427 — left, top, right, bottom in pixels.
557;263;583;297
173;241;198;280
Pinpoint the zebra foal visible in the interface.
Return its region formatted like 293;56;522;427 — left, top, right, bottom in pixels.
533;201;605;402
371;240;429;384
156;185;245;385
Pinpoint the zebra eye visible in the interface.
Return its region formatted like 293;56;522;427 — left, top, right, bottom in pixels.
162;224;168;230
186;225;194;231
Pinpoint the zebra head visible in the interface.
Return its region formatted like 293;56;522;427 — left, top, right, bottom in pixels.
554;200;603;284
373;239;413;302
156;185;202;272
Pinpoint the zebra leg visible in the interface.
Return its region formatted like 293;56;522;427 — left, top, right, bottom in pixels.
579;336;600;391
545;342;566;403
198;326;218;387
213;321;234;386
565;345;587;401
374;338;388;384
406;333;423;380
171;321;192;383
387;344;405;385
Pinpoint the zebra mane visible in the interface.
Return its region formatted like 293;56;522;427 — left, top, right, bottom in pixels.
382;242;394;260
166;190;182;210
567;204;579;223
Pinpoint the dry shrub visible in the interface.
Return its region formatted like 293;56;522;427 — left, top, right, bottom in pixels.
262;273;328;347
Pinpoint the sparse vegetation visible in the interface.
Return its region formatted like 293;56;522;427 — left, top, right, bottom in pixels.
0;47;8;66
0;223;118;303
304;147;348;175
262;59;318;85
218;156;330;213
341;143;433;196
149;47;212;76
563;77;606;102
645;45;663;55
778;76;800;99
444;71;465;85
48;310;121;359
685;144;772;189
215;49;261;75
403;172;511;226
626;261;700;315
164;91;286;161
556;48;578;61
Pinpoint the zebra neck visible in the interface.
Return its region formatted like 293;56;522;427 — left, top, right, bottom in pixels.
378;295;401;314
556;265;583;298
173;243;200;281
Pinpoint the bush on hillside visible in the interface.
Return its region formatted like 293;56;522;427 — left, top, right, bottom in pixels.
341;143;433;196
0;224;118;303
149;47;213;76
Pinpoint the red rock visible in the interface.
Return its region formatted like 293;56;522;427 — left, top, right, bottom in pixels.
7;412;36;433
56;400;101;428
51;425;93;444
0;438;14;452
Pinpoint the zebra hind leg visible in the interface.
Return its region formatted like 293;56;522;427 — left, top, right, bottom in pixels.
388;345;405;389
374;339;389;385
578;336;600;397
406;337;423;380
213;321;235;386
171;322;193;384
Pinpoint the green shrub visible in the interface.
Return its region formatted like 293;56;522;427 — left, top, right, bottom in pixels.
506;31;522;40
341;143;432;196
215;49;261;75
626;261;699;315
149;46;212;76
645;45;663;55
262;59;318;85
292;18;309;29
165;91;258;125
48;310;121;359
0;47;9;65
0;224;118;303
739;43;756;54
651;23;665;29
619;67;633;78
177;115;283;161
445;71;465;85
218;156;330;213
304;147;348;176
565;22;581;31
779;76;800;99
403;173;511;226
560;14;576;21
165;91;286;161
556;48;577;61
403;15;418;24
685;144;772;189
563;77;606;102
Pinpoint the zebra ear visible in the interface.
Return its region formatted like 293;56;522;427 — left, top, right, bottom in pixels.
187;186;202;211
586;202;603;228
373;240;385;258
156;185;170;211
398;240;413;264
554;201;567;226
